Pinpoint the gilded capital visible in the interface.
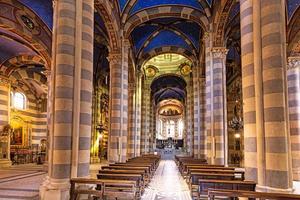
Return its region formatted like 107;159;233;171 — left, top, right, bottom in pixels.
287;56;300;70
211;47;228;59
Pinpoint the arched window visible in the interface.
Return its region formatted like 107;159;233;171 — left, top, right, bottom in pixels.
11;92;26;110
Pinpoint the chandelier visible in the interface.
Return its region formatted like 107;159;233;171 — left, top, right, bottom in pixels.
228;116;243;131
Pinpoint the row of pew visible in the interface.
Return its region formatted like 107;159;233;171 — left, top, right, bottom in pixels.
70;154;160;200
175;155;300;200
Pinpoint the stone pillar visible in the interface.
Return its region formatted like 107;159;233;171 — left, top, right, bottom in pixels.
210;47;228;165
186;78;194;155
127;82;136;158
240;0;292;191
135;71;142;156
287;57;300;181
199;77;206;159
204;32;213;162
40;0;94;199
0;77;10;131
141;80;150;154
193;64;200;158
0;77;11;167
108;40;129;163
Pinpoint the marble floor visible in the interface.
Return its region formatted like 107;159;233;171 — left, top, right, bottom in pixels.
142;160;192;200
0;164;46;200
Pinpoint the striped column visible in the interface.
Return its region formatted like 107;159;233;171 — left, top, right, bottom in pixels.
0;77;10;131
199;77;206;159
40;0;94;199
240;0;292;190
141;80;150;154
211;47;228;165
135;71;142;156
204;32;213;163
127;82;136;158
108;40;129;163
287;57;300;181
193;64;200;158
186;78;194;155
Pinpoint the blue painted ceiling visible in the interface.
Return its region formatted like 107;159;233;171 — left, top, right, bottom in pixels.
131;18;201;56
287;0;300;19
18;0;53;29
151;75;187;103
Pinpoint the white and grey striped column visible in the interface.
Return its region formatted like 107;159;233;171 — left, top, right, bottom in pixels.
240;0;292;190
287;57;300;181
187;78;194;156
204;32;213;162
134;71;142;156
211;47;228;165
41;0;94;199
127;82;136;158
0;77;10;131
108;40;129;163
141;80;150;154
193;64;201;159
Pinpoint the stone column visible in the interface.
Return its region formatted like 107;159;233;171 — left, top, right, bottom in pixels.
0;77;10;131
40;0;94;199
240;0;292;191
204;31;213;162
127;82;136;158
199;77;206;159
193;64;201;158
135;71;142;156
0;77;11;167
141;80;150;154
187;78;194;156
287;57;300;181
210;47;228;165
108;40;129;163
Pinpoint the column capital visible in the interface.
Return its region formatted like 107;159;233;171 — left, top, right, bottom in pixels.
211;47;228;59
287;56;300;70
0;76;11;87
108;52;122;64
202;31;210;41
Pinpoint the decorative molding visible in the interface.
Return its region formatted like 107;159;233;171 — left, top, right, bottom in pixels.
108;53;122;64
287;56;300;70
0;76;10;87
211;47;228;59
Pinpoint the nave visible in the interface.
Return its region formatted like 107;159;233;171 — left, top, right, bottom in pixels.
142;159;191;200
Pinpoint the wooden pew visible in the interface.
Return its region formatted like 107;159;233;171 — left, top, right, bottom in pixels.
70;178;137;200
97;173;143;198
199;179;256;200
187;169;245;181
102;166;151;181
98;169;147;183
208;189;300;200
189;173;236;198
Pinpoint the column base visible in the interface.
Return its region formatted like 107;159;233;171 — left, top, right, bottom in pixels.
90;156;101;164
256;184;294;193
39;176;70;200
42;162;48;172
0;159;12;168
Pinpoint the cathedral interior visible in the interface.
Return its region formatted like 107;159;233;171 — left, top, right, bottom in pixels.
0;0;299;199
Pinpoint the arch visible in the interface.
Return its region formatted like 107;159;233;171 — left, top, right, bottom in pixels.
9;69;47;86
0;0;51;68
213;0;235;46
124;5;209;38
137;46;197;67
287;5;300;56
136;26;198;57
121;0;138;23
95;0;121;52
0;55;47;76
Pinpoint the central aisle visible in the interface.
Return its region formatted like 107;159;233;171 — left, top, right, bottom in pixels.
142;159;192;200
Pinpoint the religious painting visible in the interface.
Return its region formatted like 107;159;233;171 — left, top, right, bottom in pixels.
10;127;23;145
